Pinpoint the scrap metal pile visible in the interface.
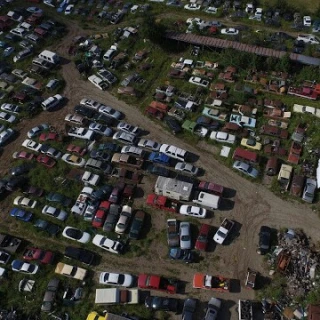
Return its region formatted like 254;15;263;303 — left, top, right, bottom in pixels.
268;229;320;297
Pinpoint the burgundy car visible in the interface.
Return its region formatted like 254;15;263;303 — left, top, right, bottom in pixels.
23;247;54;264
198;181;224;196
109;183;125;204
36;154;56;168
195;224;211;251
12;151;35;161
66;144;87;156
92;209;108;228
39;132;59;142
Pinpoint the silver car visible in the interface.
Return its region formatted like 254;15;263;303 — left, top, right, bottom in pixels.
232;161;259;178
302;178;317;203
179;222;191;250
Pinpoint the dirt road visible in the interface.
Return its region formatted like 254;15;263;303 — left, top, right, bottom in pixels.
2;19;319;319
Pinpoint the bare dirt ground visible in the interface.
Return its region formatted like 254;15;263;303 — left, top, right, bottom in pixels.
1;19;320;319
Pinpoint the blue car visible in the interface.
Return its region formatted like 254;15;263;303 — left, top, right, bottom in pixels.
148;152;171;166
10;207;33;222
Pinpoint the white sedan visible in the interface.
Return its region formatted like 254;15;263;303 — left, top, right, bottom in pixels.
184;3;201;10
221;28;239;35
0;103;21;114
179;205;207;218
210;131;236;144
13;196;37;209
62;154;86;167
0;111;16;123
99;272;134;287
62;226;91;244
186;17;203;25
11;259;38;274
204;6;218;13
22;139;42;152
92;234;124;254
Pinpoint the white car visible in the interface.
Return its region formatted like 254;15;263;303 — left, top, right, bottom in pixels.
221;28;239;35
41;94;64;111
43;0;56;7
88;75;108;91
210;131;236;144
81;171;100;186
303;16;312;27
186;17;204;25
188;76;209;88
27;124;49;139
11;260;38;274
80;98;102;111
22;139;42;152
89;122;113;137
12;69;28;79
184;3;201;10
0;103;20;114
68;127;95;141
115;205;132;234
0;111;16;123
113;131;136;144
99;272;134;287
245;3;254;13
213;218;235;244
98;105;122;119
175;162;199;176
160;144;187;161
204;6;218;14
137;139;161;151
62;154;86;167
42;205;68;222
62;226;91;244
179;222;191;250
92;234;124;254
179;205;207;218
13;196;37;209
121;145;145;157
117;122;140;135
64;4;74;15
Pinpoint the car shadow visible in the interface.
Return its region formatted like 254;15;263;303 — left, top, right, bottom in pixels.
219;198;235;211
133;186;145;199
185;152;199;163
229;278;241;293
223;187;237;198
223;221;242;246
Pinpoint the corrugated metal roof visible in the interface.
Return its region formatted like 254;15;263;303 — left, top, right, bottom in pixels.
165;32;320;66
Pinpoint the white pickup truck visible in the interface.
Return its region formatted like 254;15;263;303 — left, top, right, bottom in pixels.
293;104;320;118
213;218;235;244
95;288;139;305
296;34;320;44
68;127;95;141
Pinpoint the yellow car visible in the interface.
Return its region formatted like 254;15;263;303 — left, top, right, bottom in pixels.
86;311;105;320
240;137;262;151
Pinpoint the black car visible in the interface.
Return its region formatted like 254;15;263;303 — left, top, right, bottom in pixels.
74;105;97;119
64;246;95;265
91;184;113;201
129;210;145;240
6;176;27;192
103;204;121;232
182;298;197;320
196;116;220;131
145;296;179;312
257;226;271;255
92;113;115;126
0;179;7;194
169;248;194;263
98;143;121;153
164;116;182;135
147;164;171;177
10;163;33;176
90;150;112;162
34;219;60;236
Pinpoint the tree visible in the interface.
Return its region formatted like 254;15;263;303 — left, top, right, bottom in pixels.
140;15;167;45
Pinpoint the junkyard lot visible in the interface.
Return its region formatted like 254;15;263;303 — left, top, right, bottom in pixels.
0;11;320;320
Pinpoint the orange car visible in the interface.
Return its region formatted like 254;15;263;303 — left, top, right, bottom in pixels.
193;273;229;291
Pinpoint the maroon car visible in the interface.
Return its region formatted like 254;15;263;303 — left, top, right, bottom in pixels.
66;144;87;156
36;154;56;168
23;247;54;264
12;151;35;161
195;224;211;251
198;181;224;196
92;209;108;228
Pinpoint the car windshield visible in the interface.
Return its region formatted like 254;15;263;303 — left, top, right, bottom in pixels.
67;229;82;239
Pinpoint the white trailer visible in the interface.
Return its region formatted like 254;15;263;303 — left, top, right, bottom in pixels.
95;288;139;305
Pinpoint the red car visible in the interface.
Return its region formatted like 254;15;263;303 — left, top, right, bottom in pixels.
39;132;59;142
23;247;54;264
36;154;56;168
138;274;178;294
195;224;211;251
12;151;35;161
146;194;179;213
92;209;108;228
99;201;111;212
66;144;87;156
197;181;224;196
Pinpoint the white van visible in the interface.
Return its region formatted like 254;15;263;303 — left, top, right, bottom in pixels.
10;28;27;38
38;50;60;65
41;94;63;111
18;22;32;32
192;191;220;210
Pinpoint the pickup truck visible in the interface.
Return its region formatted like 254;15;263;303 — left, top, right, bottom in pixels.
111;167;140;184
111;153;143;169
193;273;230;292
213;218;235;244
138;273;179;294
167;219;179;247
68;127;95;141
95;288;139;305
71;186;94;215
146;194;179;212
245;268;257;289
